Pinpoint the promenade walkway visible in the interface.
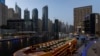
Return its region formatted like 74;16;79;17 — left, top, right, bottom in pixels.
74;38;100;56
87;39;100;56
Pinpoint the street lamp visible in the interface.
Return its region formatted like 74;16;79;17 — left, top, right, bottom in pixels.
82;30;85;34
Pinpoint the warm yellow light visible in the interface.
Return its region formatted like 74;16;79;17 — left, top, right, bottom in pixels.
69;42;71;45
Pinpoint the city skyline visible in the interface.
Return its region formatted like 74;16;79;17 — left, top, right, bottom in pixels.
6;0;100;25
1;1;100;56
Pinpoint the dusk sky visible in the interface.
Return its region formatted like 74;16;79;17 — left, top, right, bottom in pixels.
6;0;100;25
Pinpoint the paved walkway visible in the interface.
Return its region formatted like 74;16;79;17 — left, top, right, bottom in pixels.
73;39;100;56
73;44;85;56
81;41;94;56
87;39;100;56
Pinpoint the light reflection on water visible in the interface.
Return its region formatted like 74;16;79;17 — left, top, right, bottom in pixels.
27;38;29;45
0;36;44;56
0;36;2;40
27;38;29;42
0;42;1;48
7;41;11;49
21;39;23;47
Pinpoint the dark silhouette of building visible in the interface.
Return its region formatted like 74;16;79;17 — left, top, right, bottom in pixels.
54;19;59;39
24;8;30;31
48;19;53;33
7;19;33;31
0;0;5;5
84;13;100;35
38;19;42;32
69;25;74;33
54;19;59;33
8;8;14;19
32;8;38;32
24;8;30;20
15;3;21;19
74;5;92;33
0;2;8;26
42;5;48;32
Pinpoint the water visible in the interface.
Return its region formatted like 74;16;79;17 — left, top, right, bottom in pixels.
0;36;42;56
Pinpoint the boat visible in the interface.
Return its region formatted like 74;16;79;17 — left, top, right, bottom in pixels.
13;38;77;56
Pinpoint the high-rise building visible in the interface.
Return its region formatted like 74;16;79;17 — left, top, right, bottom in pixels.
60;22;66;33
13;13;19;19
42;5;48;32
24;8;30;31
15;3;21;19
74;5;92;33
58;21;62;32
8;8;14;19
0;0;5;5
0;3;8;26
32;8;38;32
54;19;59;32
66;23;69;33
69;25;74;33
38;19;42;32
54;19;59;39
48;19;53;32
84;13;100;35
24;8;30;20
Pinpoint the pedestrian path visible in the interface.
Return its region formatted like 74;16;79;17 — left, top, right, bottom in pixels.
73;44;85;56
81;41;94;56
73;40;95;56
87;40;100;56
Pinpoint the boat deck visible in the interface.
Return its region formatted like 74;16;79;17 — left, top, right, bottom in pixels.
13;38;77;56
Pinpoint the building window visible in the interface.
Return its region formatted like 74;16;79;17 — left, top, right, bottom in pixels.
96;15;98;24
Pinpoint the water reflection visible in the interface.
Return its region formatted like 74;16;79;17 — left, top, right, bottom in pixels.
21;39;23;47
0;42;1;48
7;41;11;49
0;39;23;56
0;36;2;40
0;36;41;56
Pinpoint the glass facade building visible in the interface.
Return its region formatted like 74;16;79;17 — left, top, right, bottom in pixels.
42;5;48;31
74;6;92;33
24;9;30;20
0;0;5;4
15;3;21;18
24;9;30;31
32;8;38;32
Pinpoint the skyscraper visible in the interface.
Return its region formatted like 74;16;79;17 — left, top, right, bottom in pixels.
24;8;31;31
15;3;21;19
54;19;59;33
8;8;14;19
0;3;8;26
24;8;30;20
74;5;92;33
32;8;38;32
38;19;42;32
54;19;59;39
42;5;48;32
0;0;5;5
48;19;53;32
84;13;100;35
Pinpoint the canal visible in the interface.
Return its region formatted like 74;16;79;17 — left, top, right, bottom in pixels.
0;36;43;56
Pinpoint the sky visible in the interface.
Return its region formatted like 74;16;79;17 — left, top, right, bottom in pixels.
6;0;100;25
